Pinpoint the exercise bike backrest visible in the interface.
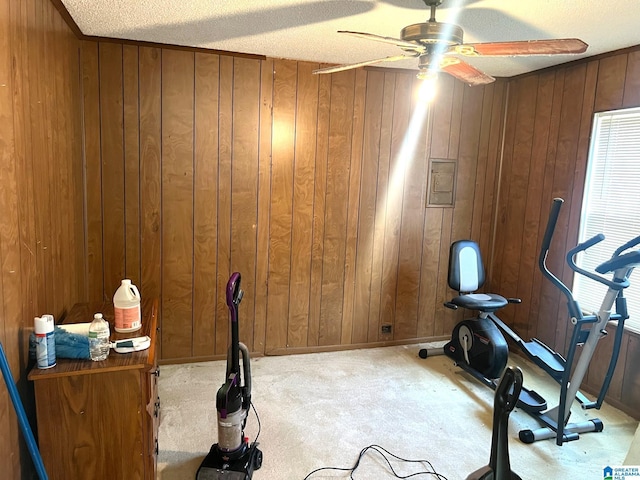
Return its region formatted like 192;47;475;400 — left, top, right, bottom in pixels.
448;240;486;293
540;198;640;319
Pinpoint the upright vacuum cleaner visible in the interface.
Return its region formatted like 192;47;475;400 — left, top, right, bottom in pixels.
196;272;263;480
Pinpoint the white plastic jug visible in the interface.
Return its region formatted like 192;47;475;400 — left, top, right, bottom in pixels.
113;279;142;333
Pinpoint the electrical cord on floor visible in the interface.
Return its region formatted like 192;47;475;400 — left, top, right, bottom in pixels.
250;401;261;444
302;444;449;480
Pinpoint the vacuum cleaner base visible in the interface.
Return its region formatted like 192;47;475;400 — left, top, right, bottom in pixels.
196;442;262;480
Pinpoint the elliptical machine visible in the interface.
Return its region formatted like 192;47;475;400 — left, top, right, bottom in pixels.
421;198;640;445
196;272;263;480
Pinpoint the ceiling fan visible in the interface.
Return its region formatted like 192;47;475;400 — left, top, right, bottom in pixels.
313;0;588;86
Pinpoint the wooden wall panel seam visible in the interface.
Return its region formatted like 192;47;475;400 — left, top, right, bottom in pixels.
161;49;196;359
12;0;38;345
307;68;330;348
502;76;538;330
285;61;301;348
341;69;367;345
367;72;395;342
191;57;196;356
550;65;587;349
415;98;436;338
193;52;220;356
384;73;414;338
287;62;317;348
488;82;510;285
515;72;555;340
337;71;358;344
253;57;274;354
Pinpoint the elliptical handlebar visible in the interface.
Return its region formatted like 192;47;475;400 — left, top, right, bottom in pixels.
539;199;634;305
613;234;640;257
539;198;574;304
568;233;605;256
566;235;629;290
540;198;564;255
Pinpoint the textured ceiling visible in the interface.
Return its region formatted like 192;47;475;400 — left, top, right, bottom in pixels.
61;0;640;78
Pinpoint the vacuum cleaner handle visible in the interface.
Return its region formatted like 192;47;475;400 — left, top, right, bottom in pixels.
226;272;244;386
227;272;243;308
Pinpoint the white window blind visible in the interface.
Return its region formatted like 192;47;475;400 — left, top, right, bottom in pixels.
574;107;640;333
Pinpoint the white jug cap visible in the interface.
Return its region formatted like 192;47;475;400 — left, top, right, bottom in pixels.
94;313;103;319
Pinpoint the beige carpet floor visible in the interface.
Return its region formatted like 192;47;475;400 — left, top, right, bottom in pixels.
157;343;637;479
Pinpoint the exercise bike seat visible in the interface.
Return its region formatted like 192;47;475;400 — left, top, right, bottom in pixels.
451;293;508;312
447;241;509;313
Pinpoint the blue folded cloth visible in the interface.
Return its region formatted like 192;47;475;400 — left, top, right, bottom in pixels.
29;327;90;360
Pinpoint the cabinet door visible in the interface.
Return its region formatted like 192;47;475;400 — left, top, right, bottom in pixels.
36;370;145;479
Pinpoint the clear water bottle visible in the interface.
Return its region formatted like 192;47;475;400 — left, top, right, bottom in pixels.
88;313;110;361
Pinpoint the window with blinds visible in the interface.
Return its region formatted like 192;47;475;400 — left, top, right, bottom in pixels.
573;107;640;332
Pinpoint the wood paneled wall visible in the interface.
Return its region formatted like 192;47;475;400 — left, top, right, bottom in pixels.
493;47;640;418
3;5;640;477
80;41;507;362
0;0;84;478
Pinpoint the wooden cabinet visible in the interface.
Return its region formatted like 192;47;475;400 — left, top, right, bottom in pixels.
28;298;160;480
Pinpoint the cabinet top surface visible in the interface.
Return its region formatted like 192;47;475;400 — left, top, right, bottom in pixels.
28;297;158;381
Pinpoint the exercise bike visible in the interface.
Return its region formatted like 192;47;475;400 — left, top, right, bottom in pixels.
421;198;640;445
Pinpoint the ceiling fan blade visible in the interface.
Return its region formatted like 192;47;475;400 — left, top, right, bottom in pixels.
338;30;424;51
312;54;417;74
439;58;495;86
453;38;588;57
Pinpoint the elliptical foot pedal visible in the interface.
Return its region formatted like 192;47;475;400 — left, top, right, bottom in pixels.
516;387;547;414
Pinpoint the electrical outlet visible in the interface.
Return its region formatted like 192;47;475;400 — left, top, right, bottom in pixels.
381;324;392;334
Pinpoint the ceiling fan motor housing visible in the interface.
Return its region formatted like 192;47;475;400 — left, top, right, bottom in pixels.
401;22;463;46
